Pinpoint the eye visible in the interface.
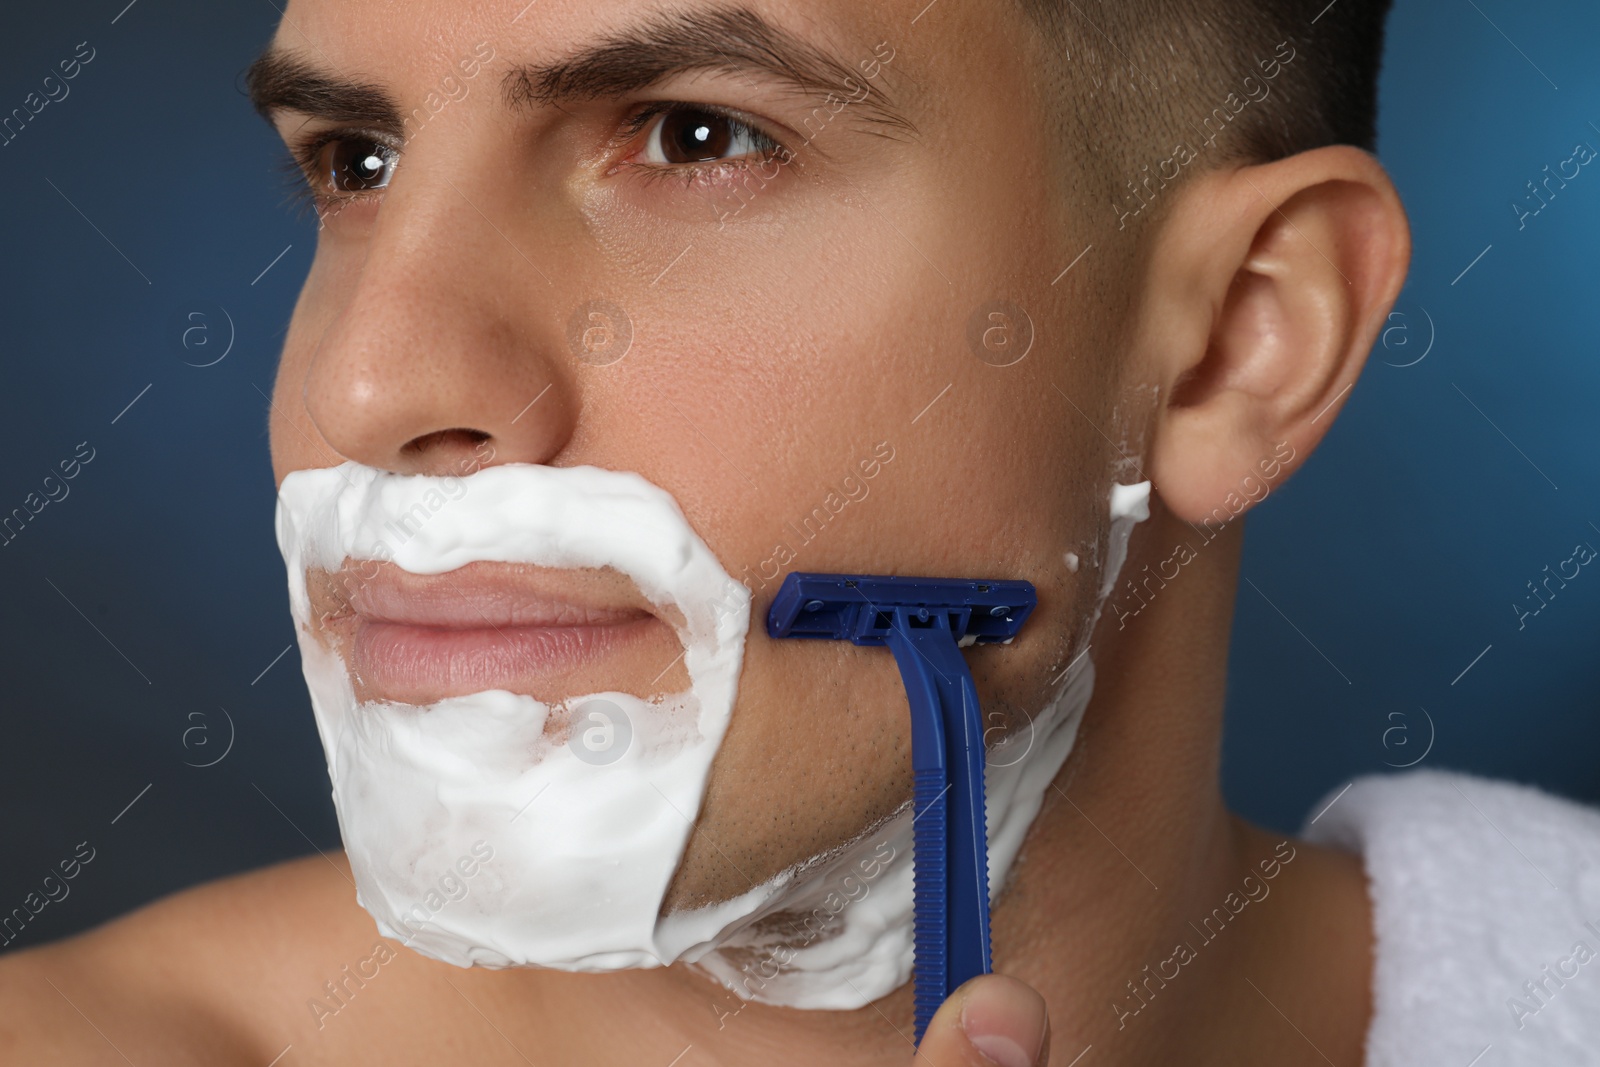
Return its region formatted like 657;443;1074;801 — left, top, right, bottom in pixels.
636;106;778;166
305;136;398;197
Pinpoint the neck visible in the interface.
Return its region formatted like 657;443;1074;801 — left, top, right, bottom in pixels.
991;506;1252;1058
980;505;1372;1065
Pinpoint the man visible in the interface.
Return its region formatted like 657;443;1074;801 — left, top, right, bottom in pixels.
5;0;1597;1063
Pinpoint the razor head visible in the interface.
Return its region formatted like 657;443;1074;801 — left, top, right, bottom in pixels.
767;573;1037;646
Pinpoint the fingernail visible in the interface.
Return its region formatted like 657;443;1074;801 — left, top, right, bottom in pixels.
960;977;1048;1067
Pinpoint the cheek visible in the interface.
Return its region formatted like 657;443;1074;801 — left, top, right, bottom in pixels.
668;632;914;908
653;312;1104;904
566;212;936;574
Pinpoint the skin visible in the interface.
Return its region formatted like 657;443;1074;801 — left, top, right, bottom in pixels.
0;0;1410;1063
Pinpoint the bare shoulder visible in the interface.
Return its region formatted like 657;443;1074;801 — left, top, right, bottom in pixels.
0;853;390;1064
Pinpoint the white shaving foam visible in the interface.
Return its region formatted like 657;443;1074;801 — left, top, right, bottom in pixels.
275;461;1151;1007
276;461;752;970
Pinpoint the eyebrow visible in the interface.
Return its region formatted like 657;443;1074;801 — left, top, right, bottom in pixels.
245;6;914;139
245;51;400;128
506;7;914;137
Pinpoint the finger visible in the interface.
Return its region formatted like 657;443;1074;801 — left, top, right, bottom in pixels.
912;973;1050;1066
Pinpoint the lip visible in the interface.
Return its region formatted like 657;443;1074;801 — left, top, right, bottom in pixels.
309;561;686;704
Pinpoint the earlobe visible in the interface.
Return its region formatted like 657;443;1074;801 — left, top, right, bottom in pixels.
1142;146;1411;525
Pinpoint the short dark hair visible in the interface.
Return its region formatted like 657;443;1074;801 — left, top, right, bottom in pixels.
1017;0;1393;227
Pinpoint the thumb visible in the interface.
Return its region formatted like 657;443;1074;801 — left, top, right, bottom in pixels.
912;973;1051;1066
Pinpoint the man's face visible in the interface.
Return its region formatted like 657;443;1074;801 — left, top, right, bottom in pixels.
265;0;1139;911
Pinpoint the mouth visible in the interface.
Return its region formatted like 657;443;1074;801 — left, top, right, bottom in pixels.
308;561;689;704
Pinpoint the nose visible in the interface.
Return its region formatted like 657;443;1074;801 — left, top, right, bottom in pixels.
297;166;576;477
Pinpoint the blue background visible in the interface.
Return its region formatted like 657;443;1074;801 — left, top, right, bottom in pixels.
0;0;1595;949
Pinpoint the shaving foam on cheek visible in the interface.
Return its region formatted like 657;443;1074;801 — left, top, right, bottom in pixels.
685;480;1153;1009
275;461;755;970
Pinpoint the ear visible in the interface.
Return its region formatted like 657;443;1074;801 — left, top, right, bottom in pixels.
1135;146;1411;525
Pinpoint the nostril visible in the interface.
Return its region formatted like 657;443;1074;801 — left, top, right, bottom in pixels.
393;427;498;477
402;428;490;455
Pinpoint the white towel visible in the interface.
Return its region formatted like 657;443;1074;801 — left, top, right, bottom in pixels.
1303;769;1600;1066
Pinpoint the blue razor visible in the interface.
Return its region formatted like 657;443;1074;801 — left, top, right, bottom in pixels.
766;572;1038;1041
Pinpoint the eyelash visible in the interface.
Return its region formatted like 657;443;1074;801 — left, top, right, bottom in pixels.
611;101;787;184
279;103;790;214
279;127;396;218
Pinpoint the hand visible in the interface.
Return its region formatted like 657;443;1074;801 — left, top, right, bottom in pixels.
912;973;1051;1066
